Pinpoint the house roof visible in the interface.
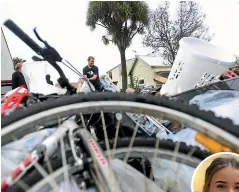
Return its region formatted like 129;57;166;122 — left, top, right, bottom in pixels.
106;58;135;73
106;55;170;73
139;56;170;67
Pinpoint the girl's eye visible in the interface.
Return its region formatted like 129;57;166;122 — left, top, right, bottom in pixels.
216;185;226;189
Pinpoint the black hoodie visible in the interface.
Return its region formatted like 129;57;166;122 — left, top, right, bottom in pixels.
12;71;28;89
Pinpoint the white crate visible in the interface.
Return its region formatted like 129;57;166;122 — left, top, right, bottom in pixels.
160;37;235;96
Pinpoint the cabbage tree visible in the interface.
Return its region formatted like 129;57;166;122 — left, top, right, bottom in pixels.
86;1;149;91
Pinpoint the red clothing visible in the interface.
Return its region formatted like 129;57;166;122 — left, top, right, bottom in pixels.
225;71;237;79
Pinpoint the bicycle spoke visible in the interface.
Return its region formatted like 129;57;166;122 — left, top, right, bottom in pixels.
101;111;111;158
161;141;181;191
149;137;160;181
112;113;122;159
174;146;198;182
45;157;54;175
15;180;29;191
44;117;64;177
123;123;139;163
60;136;70;192
100;111;121;191
80;113;87;129
33;162;59;192
172;141;181;162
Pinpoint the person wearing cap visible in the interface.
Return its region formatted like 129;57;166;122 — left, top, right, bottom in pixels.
12;57;28;90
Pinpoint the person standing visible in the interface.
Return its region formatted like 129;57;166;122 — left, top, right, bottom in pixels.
11;57;28;90
45;74;53;85
83;56;102;91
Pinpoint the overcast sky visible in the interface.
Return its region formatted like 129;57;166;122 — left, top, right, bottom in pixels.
1;0;239;83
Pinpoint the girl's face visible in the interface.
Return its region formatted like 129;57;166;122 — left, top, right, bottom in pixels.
209;167;239;192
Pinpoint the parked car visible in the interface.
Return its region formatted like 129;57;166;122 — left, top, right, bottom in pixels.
1;80;12;98
170;77;239;104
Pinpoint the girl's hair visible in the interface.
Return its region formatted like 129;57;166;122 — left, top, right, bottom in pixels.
203;157;239;192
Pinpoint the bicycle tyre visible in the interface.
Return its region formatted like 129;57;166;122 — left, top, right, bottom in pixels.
2;93;239;138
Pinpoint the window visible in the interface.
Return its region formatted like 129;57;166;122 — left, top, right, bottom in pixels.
108;71;112;79
155;71;170;78
139;79;144;85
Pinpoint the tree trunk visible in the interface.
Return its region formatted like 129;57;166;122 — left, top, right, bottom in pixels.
119;49;128;91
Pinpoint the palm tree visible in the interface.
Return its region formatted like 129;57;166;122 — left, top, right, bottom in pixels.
86;1;149;91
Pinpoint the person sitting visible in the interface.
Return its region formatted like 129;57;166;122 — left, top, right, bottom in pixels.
83;56;103;91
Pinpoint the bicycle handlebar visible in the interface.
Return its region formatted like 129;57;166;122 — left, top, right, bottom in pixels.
4;20;43;55
3;19;76;93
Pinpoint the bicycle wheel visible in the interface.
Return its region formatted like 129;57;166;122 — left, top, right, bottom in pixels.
6;137;209;192
1;93;239;192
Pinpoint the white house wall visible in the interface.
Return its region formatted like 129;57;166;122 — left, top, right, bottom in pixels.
133;59;155;86
107;58;172;89
109;58;135;88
